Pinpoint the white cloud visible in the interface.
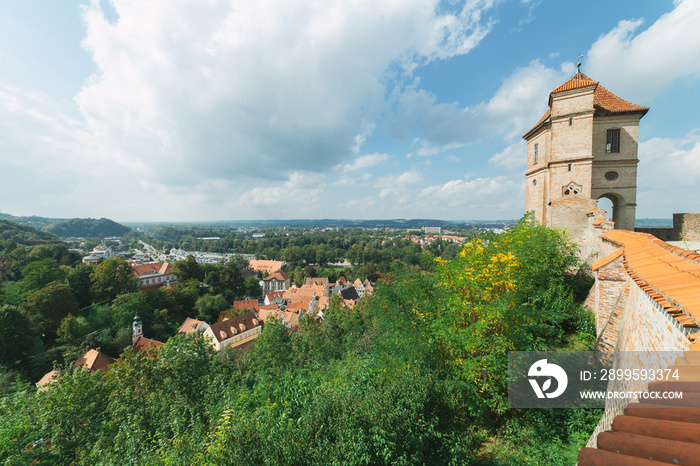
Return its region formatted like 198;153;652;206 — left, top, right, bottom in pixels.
374;170;423;203
637;131;700;217
419;175;524;212
586;0;700;102
341;153;390;172
240;172;326;213
382;59;571;151
75;0;498;189
489;141;526;169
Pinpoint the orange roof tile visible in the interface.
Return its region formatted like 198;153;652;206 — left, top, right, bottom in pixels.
73;348;116;373
177;317;207;335
523;109;551;139
36;370;60;391
132;337;165;354
551;72;598;94
591;249;624;271
579;352;700;464
601;230;700;323
594;83;649;116
526;73;648;140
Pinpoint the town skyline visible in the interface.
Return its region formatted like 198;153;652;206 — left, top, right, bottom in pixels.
1;0;698;222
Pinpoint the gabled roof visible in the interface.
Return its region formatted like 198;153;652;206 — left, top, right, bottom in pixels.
233;299;259;311
132;262;174;277
132;337;165;353
248;260;285;274
73;348;116;373
177;317;208;335
36;370;60;391
304;277;329;286
208;311;261;343
264;270;289;281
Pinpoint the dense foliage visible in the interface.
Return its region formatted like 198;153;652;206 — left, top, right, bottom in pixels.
45;218;132;238
0;217;598;465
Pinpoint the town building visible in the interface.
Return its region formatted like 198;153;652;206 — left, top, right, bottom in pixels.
261;270;291;294
202;311;262;351
131;315;165;353
523;69;648;232
131;262;177;290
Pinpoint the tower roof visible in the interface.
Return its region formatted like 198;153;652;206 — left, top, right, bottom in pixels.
524;72;649;139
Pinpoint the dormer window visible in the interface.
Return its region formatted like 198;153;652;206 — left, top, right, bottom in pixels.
606;129;620;153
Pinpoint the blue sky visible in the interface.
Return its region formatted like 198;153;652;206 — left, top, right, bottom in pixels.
0;0;698;222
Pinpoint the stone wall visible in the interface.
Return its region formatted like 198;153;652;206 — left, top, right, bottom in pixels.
635;213;700;241
674;212;700;241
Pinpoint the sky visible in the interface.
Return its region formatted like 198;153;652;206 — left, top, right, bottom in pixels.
1;0;699;222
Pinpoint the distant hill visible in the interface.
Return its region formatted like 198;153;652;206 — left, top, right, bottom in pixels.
46;218;132;238
126;218;518;230
0;213;132;238
0;219;63;246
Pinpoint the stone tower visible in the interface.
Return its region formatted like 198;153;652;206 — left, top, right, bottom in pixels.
523;72;648;231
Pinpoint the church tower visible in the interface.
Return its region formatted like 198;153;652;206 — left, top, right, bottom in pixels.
132;315;143;346
523;70;648;231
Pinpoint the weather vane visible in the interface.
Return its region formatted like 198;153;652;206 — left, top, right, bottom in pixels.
577;54;584;73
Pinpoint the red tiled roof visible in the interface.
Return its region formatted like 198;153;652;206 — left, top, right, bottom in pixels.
132;262;174;277
248;260;284;274
591;249;624;272
177;317;206;335
523;109;551;139
132;337;164;353
304;277;329;286
594;83;649;116
602;230;700;325
525;73;648;139
209;311;261;343
264;270;289;281
551;72;598;94
233;299;259;311
36;370;60;391
73;348;116;373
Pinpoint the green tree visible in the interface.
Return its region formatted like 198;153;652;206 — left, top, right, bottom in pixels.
173;254;203;282
244;276;262;298
40;369;110;464
21;282;79;341
0;306;40;372
21;258;65;292
91;258;139;302
194;294;229;322
66;264;94;309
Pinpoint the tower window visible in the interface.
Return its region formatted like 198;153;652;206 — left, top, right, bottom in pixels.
605;171;619;181
533;143;538;164
568;163;572;172
532;179;537;186
569;117;573;126
606;129;620;153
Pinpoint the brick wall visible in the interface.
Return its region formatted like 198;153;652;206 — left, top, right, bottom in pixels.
635;213;700;241
674;213;700;241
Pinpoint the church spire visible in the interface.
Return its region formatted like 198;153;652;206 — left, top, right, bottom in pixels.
132;315;143;346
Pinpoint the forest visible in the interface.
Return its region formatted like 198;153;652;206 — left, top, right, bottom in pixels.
0;217;600;464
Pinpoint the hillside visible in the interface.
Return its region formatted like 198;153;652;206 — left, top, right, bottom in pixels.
0;219;62;246
45;218;132;238
0;213;131;239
